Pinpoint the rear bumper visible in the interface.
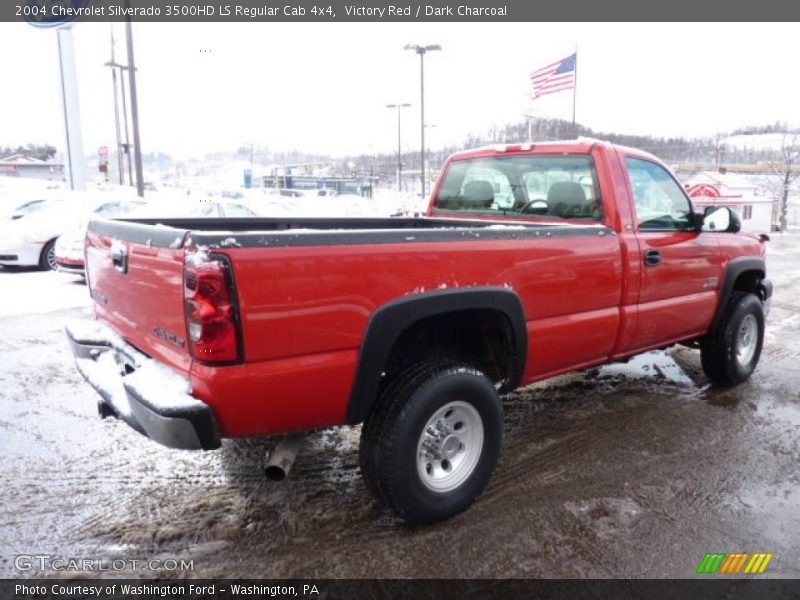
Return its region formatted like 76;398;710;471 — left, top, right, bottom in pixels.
65;319;221;450
56;259;85;275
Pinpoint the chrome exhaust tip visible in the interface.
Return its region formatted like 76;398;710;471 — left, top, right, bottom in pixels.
264;434;305;481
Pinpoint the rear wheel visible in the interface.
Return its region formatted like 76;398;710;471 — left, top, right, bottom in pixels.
359;361;503;524
39;239;57;271
700;291;765;385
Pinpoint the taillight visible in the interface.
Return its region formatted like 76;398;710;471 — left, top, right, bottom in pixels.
184;253;241;364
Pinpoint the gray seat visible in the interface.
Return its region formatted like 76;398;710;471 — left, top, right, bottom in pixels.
546;181;590;218
460;181;495;209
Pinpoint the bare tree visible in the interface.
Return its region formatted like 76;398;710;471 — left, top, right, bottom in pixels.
769;132;800;232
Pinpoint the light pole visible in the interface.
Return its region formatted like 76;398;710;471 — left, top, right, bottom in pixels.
386;103;411;192
404;43;441;198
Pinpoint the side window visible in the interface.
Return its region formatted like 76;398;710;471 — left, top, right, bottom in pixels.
626;157;693;231
95;202;122;216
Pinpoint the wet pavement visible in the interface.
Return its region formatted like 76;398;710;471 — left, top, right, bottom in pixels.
1;235;799;579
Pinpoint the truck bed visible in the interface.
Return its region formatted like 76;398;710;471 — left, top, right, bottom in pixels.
84;215;622;437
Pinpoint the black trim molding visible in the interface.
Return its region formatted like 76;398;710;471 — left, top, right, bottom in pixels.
346;287;528;424
711;256;767;331
89;216;614;249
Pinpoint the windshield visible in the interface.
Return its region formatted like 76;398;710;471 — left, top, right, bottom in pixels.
432;154;603;222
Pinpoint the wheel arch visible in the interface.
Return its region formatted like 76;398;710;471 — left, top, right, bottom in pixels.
710;256;766;332
346;287;527;424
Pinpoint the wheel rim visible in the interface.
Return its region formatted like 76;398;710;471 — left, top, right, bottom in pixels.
736;313;758;366
416;400;484;493
46;244;57;271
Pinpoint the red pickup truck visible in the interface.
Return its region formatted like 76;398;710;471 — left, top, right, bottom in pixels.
67;140;771;523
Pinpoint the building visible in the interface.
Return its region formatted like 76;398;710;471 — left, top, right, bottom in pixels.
262;172;374;197
0;155;65;181
681;170;774;233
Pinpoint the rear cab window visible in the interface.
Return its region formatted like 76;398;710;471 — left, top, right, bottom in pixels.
432;154;604;222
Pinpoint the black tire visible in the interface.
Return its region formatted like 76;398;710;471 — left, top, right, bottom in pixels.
700;291;765;385
39;239;57;271
359;358;456;503
359;360;503;524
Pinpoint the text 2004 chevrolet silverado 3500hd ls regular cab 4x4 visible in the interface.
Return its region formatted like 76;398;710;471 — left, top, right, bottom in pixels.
67;140;772;523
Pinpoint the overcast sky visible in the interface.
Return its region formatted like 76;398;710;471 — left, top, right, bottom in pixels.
0;22;798;159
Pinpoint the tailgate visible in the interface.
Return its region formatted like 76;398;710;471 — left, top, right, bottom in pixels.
85;219;193;374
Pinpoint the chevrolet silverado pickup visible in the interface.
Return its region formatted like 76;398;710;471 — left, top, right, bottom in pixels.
67;140;772;523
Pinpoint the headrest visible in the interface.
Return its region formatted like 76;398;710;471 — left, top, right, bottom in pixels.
461;180;495;209
546;181;586;205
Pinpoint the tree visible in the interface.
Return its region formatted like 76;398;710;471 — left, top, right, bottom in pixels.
768;131;800;232
0;143;57;161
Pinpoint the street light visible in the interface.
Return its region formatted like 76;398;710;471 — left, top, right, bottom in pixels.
386;103;411;192
404;43;441;198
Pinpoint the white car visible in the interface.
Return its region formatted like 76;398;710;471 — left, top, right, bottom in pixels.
54;199;147;275
54;195;259;276
0;195;141;271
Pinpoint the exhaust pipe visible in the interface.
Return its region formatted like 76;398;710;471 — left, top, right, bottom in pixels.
264;434;305;481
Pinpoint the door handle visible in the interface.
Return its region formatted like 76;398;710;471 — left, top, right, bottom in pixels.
644;249;661;267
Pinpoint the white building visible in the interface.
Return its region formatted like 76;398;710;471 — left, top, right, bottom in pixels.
0;155;65;182
682;170;774;233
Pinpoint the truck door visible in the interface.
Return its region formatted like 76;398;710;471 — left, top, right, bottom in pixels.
624;156;721;349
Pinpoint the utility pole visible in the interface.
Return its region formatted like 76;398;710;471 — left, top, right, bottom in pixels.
110;60;134;187
106;24;124;185
386;103;411;192
124;7;144;197
404;44;441;199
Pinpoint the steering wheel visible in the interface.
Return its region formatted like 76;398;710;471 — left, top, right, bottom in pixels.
517;199;549;214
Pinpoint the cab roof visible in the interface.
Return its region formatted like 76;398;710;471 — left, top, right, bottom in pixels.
446;138;661;164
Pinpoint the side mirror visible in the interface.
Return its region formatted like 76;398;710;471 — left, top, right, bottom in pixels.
702;206;741;233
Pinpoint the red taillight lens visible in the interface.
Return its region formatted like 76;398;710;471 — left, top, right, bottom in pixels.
184;254;240;364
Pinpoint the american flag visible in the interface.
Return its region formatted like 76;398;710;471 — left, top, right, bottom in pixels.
530;53;576;99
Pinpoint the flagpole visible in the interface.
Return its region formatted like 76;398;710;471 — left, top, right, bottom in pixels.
572;45;578;138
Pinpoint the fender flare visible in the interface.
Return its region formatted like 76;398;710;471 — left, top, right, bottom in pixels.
710;256;766;331
346;287;528;424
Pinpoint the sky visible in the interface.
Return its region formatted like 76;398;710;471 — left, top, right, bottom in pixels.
0;22;798;159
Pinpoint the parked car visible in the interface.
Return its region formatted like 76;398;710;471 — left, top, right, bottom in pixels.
55;199;147;276
0;193;141;271
66;140;771;524
55;196;259;276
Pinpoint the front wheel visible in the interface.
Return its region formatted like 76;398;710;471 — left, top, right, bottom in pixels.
700;291;765;385
359;361;503;524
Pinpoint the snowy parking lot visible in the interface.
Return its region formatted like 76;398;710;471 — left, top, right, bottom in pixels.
1;235;799;578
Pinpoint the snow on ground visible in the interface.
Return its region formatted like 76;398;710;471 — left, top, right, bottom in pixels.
0;220;799;578
0;268;91;317
599;350;694;386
